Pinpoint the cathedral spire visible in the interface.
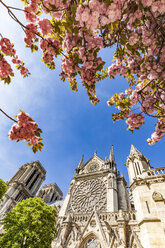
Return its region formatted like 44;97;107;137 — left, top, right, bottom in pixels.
77;155;84;169
126;145;150;184
130;144;143;157
108;145;116;171
129;144;149;163
74;155;84;177
109;145;115;163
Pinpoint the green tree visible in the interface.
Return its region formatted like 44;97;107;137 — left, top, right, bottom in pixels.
0;197;58;248
0;179;7;200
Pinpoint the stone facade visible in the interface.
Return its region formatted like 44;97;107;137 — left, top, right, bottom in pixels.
52;146;165;248
0;160;46;218
37;183;63;211
127;145;165;248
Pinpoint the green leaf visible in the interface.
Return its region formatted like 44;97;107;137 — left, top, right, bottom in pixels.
37;128;43;133
0;179;7;200
4;76;11;84
27;143;33;147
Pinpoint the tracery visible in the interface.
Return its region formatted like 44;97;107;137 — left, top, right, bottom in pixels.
82;238;101;248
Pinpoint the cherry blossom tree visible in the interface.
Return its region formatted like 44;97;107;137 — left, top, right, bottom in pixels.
0;0;165;150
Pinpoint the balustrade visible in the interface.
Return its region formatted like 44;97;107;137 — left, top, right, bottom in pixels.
71;210;137;223
147;167;165;177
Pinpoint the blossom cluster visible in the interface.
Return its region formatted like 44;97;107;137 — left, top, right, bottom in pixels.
75;0;123;32
1;0;165;147
24;0;40;23
126;113;145;131
0;38;29;82
40;37;60;67
8;111;42;147
0;57;13;80
147;119;165;145
24;23;38;46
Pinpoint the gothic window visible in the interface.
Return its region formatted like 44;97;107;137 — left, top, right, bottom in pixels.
25;169;37;186
82;238;101;248
137;162;141;174
71;178;106;213
50;193;55;202
134;163;139;175
41;191;45;198
131;203;135;210
15;191;27;202
15;192;23;202
145;201;150;213
133;214;136;220
29;173;40;190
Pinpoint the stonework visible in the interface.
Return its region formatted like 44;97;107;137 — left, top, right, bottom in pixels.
0;161;64;220
52;146;165;248
0;160;46;218
37;183;63;203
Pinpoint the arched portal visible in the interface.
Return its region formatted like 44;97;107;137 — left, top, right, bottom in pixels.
81;238;102;248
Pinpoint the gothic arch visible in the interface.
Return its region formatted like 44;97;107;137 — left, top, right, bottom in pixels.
79;233;102;248
129;231;143;248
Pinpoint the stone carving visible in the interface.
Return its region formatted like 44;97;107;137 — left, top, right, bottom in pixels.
82;238;101;248
152;191;164;202
90;220;96;227
68;179;75;194
71;178;106;213
104;221;115;238
88;163;99;172
108;176;113;188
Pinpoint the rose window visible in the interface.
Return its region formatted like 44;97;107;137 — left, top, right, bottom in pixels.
71;178;106;213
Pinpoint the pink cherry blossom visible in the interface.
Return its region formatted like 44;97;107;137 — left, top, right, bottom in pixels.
38;19;52;35
8;111;41;147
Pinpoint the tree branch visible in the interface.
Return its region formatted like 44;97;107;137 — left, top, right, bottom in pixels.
0;109;17;123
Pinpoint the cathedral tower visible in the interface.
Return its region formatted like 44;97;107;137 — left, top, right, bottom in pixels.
37;183;63;203
0;161;46;217
126;146;165;248
126;145;151;184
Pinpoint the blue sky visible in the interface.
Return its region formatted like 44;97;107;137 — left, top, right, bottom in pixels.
0;1;164;197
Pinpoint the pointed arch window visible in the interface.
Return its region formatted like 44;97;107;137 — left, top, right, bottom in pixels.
50;193;55;202
25;169;37;186
82;238;101;248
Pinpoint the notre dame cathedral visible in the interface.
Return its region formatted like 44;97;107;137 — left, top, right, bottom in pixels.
0;145;165;248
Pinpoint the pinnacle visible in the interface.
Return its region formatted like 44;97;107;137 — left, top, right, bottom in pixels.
109;145;115;162
130;144;142;156
130;145;149;163
77;154;84;169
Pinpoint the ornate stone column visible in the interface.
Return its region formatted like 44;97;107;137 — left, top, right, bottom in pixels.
117;210;126;248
